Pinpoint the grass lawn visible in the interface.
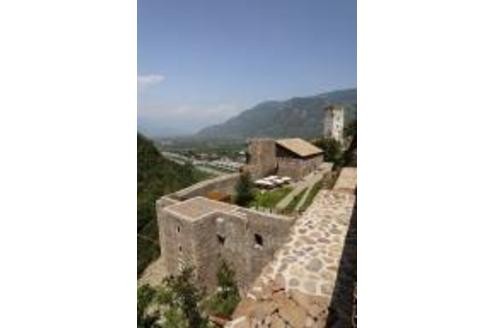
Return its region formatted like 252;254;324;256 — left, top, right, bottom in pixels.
300;180;323;212
283;187;308;214
250;186;292;210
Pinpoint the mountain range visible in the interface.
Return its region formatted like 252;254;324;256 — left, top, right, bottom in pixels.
195;88;356;140
138;117;191;138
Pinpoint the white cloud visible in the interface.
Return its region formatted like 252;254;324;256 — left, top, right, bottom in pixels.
137;74;164;90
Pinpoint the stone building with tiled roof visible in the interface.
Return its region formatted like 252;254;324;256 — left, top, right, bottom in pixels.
243;138;324;180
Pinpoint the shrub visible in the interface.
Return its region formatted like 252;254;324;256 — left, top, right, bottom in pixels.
137;267;209;328
206;260;241;318
312;137;343;165
164;268;209;328
234;172;255;206
137;284;158;328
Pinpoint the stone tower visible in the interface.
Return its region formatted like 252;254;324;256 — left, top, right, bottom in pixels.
156;195;294;293
242;138;277;179
323;105;345;143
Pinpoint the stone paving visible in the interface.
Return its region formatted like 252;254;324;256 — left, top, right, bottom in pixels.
226;168;356;328
258;191;354;298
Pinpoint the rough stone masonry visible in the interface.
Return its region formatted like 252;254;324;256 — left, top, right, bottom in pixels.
156;193;296;293
226;168;357;328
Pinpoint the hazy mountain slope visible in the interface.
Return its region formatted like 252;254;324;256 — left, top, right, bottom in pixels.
138;117;189;138
196;89;357;140
137;133;209;275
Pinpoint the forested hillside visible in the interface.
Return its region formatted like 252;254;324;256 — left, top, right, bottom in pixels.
196;88;356;140
137;133;209;275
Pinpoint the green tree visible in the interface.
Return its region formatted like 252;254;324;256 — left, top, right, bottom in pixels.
343;120;357;167
162;307;188;328
206;260;241;318
137;267;209;328
313;138;343;165
181;160;195;178
234;172;255;206
217;261;238;294
164;268;209;328
345;119;357;138
137;134;211;275
137;284;159;328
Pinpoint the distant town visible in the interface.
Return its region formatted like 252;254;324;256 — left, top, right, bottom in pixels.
159;147;246;176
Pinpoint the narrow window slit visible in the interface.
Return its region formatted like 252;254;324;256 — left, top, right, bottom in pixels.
217;234;225;245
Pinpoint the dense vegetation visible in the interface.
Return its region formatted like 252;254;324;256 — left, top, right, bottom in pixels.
138;267;209;328
138;262;240;327
137;134;209;275
341;127;357;167
313;138;344;165
234;172;255;206
204;261;241;318
196;89;356;140
312;118;357;168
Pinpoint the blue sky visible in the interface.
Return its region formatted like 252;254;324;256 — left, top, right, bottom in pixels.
138;0;356;135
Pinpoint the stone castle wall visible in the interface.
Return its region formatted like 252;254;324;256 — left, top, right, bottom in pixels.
326;203;357;328
243;139;278;179
156;196;295;293
158;209;197;277
277;154;324;180
191;208;294;292
226;168;357;328
171;173;240;200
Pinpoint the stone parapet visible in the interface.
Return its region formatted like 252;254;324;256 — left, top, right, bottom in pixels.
226;168;357;327
156;195;296;293
332;167;357;193
171;173;240;200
